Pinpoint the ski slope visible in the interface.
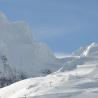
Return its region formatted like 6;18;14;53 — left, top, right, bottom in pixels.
0;63;98;98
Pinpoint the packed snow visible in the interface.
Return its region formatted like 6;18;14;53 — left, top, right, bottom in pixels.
0;62;98;98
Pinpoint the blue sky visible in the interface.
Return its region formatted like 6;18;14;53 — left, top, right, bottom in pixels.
0;0;98;54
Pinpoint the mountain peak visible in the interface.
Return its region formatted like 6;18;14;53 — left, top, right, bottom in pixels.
89;42;97;47
72;42;98;57
82;42;98;56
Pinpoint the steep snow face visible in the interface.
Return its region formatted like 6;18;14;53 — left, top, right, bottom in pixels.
82;42;98;57
72;42;98;57
0;12;59;80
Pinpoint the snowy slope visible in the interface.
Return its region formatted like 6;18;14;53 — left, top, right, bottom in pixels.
0;63;98;98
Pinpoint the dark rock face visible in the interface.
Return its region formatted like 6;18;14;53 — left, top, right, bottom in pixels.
0;76;27;88
42;69;52;75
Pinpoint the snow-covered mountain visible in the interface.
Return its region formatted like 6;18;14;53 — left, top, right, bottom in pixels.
62;42;98;70
0;12;65;87
72;42;98;57
0;36;98;98
1;12;98;98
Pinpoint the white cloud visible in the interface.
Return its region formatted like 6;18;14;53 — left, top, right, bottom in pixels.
54;52;71;58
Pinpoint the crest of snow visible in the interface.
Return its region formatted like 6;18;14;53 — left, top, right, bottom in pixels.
82;42;97;56
73;42;98;57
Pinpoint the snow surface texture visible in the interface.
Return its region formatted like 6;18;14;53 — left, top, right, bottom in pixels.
0;63;98;98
